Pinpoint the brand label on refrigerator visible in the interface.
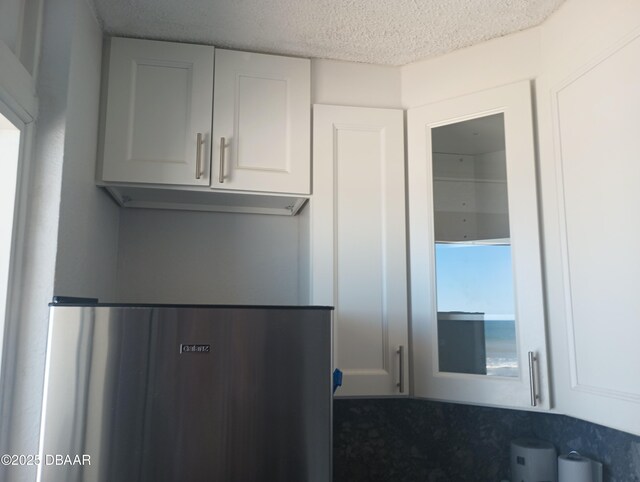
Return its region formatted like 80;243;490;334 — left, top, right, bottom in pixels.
180;344;211;354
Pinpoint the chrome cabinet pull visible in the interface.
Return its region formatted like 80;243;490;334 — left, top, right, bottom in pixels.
397;346;405;393
195;133;204;179
218;137;225;183
528;351;540;406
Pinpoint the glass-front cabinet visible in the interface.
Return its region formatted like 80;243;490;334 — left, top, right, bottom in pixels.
407;81;549;409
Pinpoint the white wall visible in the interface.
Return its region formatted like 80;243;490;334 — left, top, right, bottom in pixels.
115;209;300;305
3;1;72;476
1;1;118;480
0;0;43;79
0;0;25;55
54;0;120;300
0;20;38;473
401;27;541;108
312;59;401;108
297;203;311;304
0;18;38;121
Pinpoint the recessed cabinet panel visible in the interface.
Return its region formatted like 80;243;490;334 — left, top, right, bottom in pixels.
237;76;288;171
213;49;310;194
101;38;214;186
408;81;550;409
555;33;640;400
130;62;190;164
335;128;385;371
312;104;408;397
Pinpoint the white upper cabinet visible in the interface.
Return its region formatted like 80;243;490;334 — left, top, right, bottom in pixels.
97;39;311;214
311;104;409;397
212;49;310;195
101;38;214;186
407;81;550;409
540;26;640;434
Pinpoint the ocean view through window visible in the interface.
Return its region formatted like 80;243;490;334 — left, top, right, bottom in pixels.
435;243;518;377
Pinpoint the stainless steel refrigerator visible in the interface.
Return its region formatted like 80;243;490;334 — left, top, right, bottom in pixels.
38;300;333;482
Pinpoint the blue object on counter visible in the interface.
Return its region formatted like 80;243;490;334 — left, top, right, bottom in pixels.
333;368;343;394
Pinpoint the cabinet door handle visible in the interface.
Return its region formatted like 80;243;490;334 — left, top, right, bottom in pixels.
218;137;225;183
397;345;405;393
528;351;540;406
195;132;203;179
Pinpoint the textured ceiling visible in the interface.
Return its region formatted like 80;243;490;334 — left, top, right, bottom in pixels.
91;0;566;66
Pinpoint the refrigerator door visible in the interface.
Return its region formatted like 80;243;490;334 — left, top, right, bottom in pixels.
38;306;332;482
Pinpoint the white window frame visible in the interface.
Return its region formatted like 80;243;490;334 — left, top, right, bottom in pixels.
0;37;38;454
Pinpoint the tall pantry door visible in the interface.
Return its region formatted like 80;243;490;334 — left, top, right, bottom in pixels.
312;104;409;397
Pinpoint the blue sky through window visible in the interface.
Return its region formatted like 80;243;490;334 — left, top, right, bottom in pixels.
435;243;515;318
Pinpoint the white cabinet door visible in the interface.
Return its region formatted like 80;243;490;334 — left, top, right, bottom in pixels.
407;81;550;409
101;38;214;186
312;104;409;397
544;29;640;433
212;49;310;195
